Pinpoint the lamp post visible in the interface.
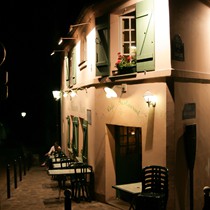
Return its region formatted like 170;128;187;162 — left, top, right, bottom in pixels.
52;90;61;142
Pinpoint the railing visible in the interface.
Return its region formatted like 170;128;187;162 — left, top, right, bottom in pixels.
6;154;32;198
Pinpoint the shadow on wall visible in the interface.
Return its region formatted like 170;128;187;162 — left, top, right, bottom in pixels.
145;107;155;150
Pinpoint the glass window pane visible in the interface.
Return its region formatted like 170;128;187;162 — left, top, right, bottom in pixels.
123;19;129;29
131;18;136;29
131;31;136;42
123;43;130;54
123;31;129;41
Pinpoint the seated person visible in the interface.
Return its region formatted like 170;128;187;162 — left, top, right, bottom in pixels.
41;141;62;167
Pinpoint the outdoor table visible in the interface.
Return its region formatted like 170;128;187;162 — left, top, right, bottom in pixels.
48;168;92;175
112;182;142;210
47;164;94;201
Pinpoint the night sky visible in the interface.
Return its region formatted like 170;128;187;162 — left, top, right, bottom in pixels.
0;0;93;150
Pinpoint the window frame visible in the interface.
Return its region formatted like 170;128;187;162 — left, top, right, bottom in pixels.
80;31;87;66
119;11;136;58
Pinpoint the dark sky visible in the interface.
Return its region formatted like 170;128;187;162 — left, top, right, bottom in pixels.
0;0;86;93
0;0;93;147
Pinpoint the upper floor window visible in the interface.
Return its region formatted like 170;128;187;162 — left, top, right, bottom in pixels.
111;0;155;75
80;31;87;65
120;11;136;59
95;14;110;77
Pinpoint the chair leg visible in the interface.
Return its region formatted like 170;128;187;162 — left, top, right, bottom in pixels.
58;188;61;199
84;184;91;201
74;182;81;203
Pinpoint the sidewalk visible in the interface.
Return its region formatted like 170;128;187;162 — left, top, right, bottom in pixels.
0;166;123;210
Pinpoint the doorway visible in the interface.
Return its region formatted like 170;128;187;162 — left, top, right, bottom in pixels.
115;126;142;185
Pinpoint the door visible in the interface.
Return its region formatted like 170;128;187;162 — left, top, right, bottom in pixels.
115;126;142;201
115;126;142;184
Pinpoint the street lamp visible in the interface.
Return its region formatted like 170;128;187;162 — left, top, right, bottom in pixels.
21;112;26;118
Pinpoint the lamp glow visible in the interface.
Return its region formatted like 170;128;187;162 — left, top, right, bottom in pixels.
63;92;68;97
21;112;26;118
69;22;90;32
58;37;77;45
143;91;156;107
50;50;65;56
70;90;77;98
104;87;117;98
52;90;61;101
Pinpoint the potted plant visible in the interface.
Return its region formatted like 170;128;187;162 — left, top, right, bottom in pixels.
115;52;136;75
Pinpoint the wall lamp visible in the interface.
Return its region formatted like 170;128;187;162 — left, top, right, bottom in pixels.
50;50;65;56
104;87;117;98
62;90;78;98
143;91;157;107
69;90;77;98
63;91;68;97
52;90;61;101
69;22;90;32
104;84;127;98
58;37;77;45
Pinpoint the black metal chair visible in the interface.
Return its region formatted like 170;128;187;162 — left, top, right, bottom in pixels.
135;165;169;210
203;186;210;210
70;163;93;203
51;158;72;199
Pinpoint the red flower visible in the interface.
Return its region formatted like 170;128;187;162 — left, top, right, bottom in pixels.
115;52;136;68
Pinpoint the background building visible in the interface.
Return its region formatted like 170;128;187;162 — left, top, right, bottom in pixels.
52;0;210;209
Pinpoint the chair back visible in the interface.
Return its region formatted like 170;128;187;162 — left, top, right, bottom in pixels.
141;165;168;197
71;163;93;202
136;165;168;210
51;158;72;169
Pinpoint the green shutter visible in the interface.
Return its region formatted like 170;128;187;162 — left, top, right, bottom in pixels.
66;116;70;148
136;0;154;72
95;14;110;76
82;120;88;163
70;47;76;86
72;116;79;156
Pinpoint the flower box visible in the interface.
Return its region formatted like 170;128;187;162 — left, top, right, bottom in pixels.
115;52;136;75
117;66;136;75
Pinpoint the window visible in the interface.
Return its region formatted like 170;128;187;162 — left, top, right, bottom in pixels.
113;0;155;73
80;31;87;65
95;13;110;76
120;11;136;59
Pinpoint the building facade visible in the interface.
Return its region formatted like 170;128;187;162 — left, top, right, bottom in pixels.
54;0;210;209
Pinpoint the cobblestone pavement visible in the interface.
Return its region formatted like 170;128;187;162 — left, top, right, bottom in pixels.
0;166;123;210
